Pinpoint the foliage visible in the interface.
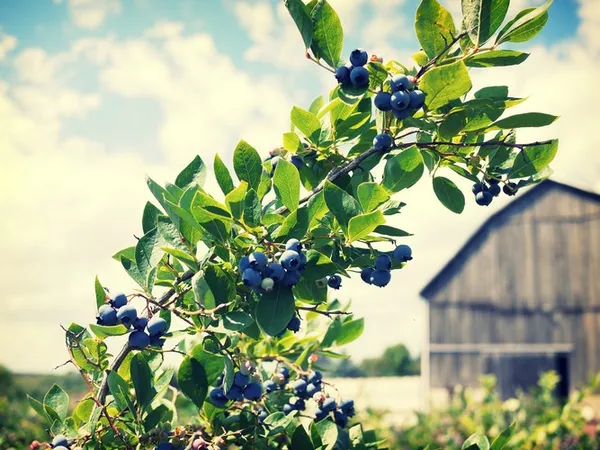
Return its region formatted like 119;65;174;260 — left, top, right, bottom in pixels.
394;371;600;450
26;0;559;448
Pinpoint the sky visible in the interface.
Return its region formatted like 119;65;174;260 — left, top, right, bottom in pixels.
0;0;598;374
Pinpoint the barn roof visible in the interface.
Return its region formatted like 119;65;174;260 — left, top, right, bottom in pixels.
419;179;600;301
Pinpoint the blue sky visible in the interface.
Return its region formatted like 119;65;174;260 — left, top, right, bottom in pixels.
1;0;598;373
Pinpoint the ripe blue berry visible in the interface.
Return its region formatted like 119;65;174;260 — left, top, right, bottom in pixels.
149;336;166;348
54;447;69;450
242;268;262;288
234;371;250;388
298;252;307;271
360;267;374;284
111;292;128;309
390;91;410;111
390;74;412;92
349;48;368;67
156;443;175;450
408;90;425;109
147;316;168;337
248;252;268;271
489;183;501;197
290;398;306;410
393;244;413;262
128;330;150;350
370;270;391;287
209;387;228;407
322;397;337;412
393;108;413;120
287;315;301;332
279;366;290;379
327;274;342;290
306;382;321;397
291;156;303;170
315;407;328;421
374;91;392;111
293;379;308;395
52;435;69;447
334;409;348;427
282;269;301;287
349;66;369;88
503;182;518;196
279;250;300;271
225;385;244;401
243;382;263;401
258;409;268;422
285;238;302;253
340;399;356;417
472;183;484;194
133;316;148;331
475;191;493;206
263;380;277;393
265;262;286;282
335;66;351;86
97;304;118;326
373;133;393;151
283;403;293;415
116;304;137;326
374;255;392;271
308;371;322;384
239;255;250;272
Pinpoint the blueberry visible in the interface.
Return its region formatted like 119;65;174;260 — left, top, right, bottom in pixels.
393;108;413;120
282;403;294;415
243;382;263;401
349;66;369;88
488;183;501;197
52;435;69;447
233;371;250;388
147;316;168;337
279;250;300;271
390;74;412;92
263;380;277;393
225;385;244;401
306;383;321;397
209;387;228;407
285;238;302;253
360;267;374;284
297;252;307;271
53;447;69;450
293;379;308;395
349;48;368;67
334;409;348;427
308;371;322;384
314;407;328;421
392;245;413;262
249;252;268;271
239;255;250;272
291;156;303;170
472;183;484;194
281;269;302;288
487;177;500;185
149;336;166;348
327;274;342;290
155;443;175;450
265;262;286;282
110;292;128;309
97;304;118;326
475;191;493;206
370;270;391;287
279;367;290;379
261;277;275;292
133;316;149;331
408;90;425;109
322;397;337;412
116;304;137;326
335;66;351;86
374;92;392;111
242;268;262;288
289;398;306;410
374;255;392;271
340;399;355;417
503;182;518;196
258;409;268;422
128;330;150;350
373;133;393;151
390;91;410;111
287;315;301;333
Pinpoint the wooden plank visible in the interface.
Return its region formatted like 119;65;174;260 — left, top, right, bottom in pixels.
429;343;574;353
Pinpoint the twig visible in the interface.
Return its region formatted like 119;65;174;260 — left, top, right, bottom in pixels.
416;31;468;78
297;305;352;318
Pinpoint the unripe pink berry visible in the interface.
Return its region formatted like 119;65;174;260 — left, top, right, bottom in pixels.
192;437;208;449
308;353;319;363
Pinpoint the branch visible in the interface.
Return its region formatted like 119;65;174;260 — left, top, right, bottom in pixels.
415;139;554;150
297;305;352;318
416;31;468;78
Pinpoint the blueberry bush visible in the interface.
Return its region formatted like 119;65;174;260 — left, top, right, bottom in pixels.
28;0;558;448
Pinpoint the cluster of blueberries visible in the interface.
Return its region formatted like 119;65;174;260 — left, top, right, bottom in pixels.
472;179;519;206
374;74;425;121
264;367;356;428
209;362;264;406
96;292;169;350
335;48;371;90
239;239;307;292
360;244;413;288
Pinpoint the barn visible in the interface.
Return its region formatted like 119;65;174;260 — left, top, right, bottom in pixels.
420;180;600;399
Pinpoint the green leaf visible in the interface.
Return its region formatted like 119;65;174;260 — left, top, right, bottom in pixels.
135;228;164;287
291;106;321;142
222;311;254;331
374;225;412;237
214;154;235;195
131;354;156;410
292;424;315;450
348;210;386;242
420;60;472;110
382;146;425;192
302;250;345;283
233;140;262;191
192;207;232;244
28;395;48;421
509;140;558;178
107;371;134;413
462;432;490;450
225;181;248;220
178;356;209;409
162;248;198;271
284;0;313;48
142;202;162;234
475;85;508;99
95;276;107;310
243;189;261;227
89;324;129;339
175;155;206;189
255;286;296;336
491;423;515;450
357;182;390;213
336;318;364;346
309;0;343;69
73;396;94;425
189;344;225;385
144;405;172;432
273;158;300;212
283;132;302;153
323;181;361;233
274;207;310;241
146;176;177;214
415;0;456;60
204;264;236;308
43;384;69;421
462;0;510;45
293;276;328;304
466;49;529;67
433;176;465;214
491;112;558;129
312;418;339;450
496;1;552;45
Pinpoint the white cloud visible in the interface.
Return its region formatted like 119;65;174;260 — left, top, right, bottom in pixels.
145;21;185;39
0;32;17;61
67;0;122;30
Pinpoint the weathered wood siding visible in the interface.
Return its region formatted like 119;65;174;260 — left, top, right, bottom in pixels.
425;182;600;391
